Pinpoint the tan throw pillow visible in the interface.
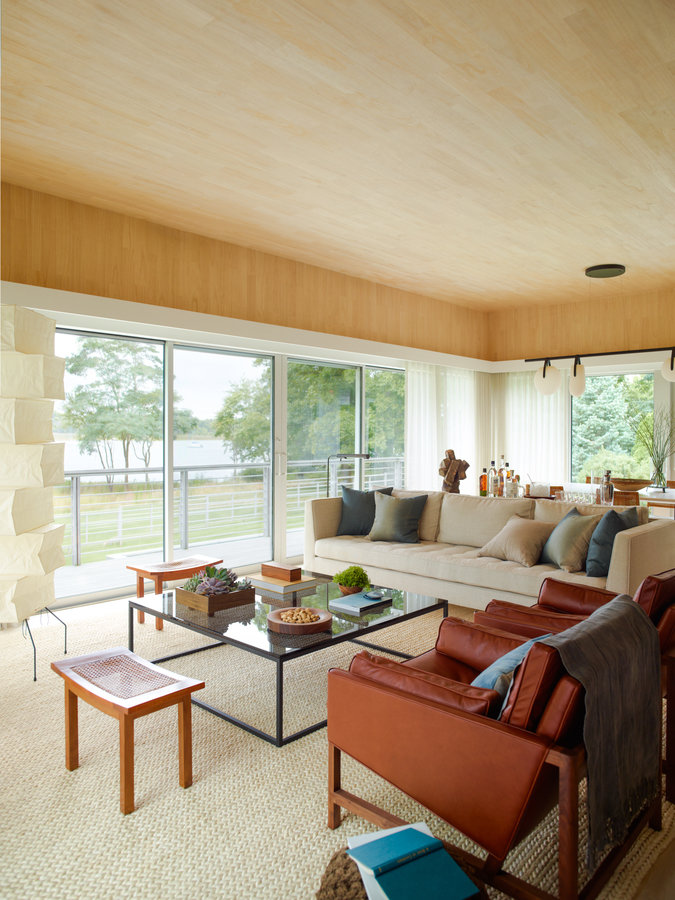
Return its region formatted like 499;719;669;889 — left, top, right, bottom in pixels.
540;508;602;572
477;516;556;567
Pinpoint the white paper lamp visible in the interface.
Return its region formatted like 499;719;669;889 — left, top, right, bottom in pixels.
569;356;586;397
661;352;675;383
533;360;561;395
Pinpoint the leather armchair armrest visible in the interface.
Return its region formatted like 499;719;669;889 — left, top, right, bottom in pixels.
327;667;552;862
537;578;614;615
435;616;525;671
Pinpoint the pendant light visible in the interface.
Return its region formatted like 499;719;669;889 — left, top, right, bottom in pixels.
533;359;561;395
569;355;586;397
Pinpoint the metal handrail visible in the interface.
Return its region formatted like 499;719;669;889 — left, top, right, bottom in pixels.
59;457;404;566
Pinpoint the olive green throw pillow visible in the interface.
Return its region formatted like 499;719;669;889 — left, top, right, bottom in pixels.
368;492;428;543
539;508;602;573
478;516;556;567
337;485;394;535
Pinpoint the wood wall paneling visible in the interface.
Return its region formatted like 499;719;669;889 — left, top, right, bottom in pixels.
3;183;673;362
1;183;489;359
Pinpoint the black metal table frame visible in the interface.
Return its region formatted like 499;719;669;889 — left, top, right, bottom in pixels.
128;596;448;747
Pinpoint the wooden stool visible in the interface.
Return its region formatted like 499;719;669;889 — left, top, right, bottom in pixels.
126;556;223;630
51;647;205;814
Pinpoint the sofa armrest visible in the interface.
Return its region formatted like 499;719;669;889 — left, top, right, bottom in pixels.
303;497;343;569
606;519;675;595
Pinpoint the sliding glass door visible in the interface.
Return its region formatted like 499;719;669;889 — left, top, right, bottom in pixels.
173;347;273;567
285;360;358;556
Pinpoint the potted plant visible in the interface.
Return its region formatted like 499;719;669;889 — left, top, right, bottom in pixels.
333;565;370;595
628;408;675;491
176;566;254;616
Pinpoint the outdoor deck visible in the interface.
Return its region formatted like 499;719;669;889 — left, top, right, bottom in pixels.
54;533;298;604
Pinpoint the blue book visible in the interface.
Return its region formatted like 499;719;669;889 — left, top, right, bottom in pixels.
329;591;390;615
347;826;480;900
347;827;442;875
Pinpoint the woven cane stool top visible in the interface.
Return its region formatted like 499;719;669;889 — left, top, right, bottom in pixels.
72;654;179;699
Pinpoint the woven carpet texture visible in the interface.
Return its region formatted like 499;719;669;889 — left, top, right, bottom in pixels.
1;599;673;899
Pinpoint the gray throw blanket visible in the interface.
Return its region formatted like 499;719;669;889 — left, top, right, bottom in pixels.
541;596;661;871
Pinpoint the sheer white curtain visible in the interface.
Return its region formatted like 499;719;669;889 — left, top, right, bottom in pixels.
490;372;569;484
405;362;480;493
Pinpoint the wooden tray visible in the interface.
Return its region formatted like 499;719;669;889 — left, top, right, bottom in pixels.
175;586;255;616
267;607;332;634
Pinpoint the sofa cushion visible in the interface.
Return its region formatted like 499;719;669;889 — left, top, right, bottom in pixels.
477;516;556;567
349;650;501;716
534;498;648;526
438;494;535;547
313;535;609;596
540;508;602;572
337;485;393;535
393;489;443;542
369;492;427;543
586;507;639;578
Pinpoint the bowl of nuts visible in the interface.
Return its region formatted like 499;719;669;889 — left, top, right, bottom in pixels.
267;606;333;634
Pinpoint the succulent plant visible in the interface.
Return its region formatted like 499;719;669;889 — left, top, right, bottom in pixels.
182;566;251;597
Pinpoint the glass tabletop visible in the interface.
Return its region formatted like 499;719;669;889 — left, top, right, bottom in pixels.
130;581;442;659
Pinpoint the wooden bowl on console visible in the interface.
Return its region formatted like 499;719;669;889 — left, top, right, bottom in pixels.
610;478;651;492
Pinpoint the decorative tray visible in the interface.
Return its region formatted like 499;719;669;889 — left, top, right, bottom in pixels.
266;607;332;634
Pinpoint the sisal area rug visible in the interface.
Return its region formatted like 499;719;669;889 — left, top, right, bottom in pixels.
1;599;673;900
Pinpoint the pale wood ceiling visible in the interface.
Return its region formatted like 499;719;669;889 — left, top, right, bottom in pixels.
3;0;674;310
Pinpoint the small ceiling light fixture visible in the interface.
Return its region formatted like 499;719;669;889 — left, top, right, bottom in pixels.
584;263;626;278
662;349;675;383
533;359;561;395
569;355;586;397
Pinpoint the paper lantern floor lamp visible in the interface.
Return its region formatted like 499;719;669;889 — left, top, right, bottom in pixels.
0;305;66;678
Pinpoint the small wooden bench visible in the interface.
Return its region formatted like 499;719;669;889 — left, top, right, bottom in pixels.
51;647;205;814
127;556;223;630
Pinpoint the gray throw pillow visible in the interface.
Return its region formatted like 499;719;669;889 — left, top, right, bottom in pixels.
478;516;556;567
540;508;602;572
368;492;428;543
337;486;394;535
586;507;639;578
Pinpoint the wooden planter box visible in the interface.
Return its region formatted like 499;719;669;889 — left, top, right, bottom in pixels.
174;586;255;616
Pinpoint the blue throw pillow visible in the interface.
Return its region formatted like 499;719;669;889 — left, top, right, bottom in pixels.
337;486;394;535
471;634;551;715
586;507;639;578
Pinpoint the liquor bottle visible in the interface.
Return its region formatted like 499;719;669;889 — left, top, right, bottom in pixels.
488;460;498;497
497;455;506;497
479;467;488;496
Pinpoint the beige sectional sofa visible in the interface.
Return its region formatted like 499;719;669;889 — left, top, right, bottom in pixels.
304;489;675;610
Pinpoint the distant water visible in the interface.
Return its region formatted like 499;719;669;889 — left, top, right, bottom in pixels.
57;437;235;473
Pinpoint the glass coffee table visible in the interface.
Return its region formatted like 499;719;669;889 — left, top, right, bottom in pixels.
128;582;447;747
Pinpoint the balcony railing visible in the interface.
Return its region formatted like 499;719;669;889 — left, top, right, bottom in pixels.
55;457;405;567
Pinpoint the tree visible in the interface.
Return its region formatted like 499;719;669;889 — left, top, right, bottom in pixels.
214;362;405;464
63;338;196;482
571;376;636;479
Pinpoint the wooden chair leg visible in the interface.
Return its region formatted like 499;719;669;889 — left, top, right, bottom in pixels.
178;697;193;788
119;715;135;814
137;609;145;624
65;685;79;771
328;742;342;829
557;749;580;900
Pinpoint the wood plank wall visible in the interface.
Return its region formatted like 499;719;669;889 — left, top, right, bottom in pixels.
1;183;487;359
2;183;673;361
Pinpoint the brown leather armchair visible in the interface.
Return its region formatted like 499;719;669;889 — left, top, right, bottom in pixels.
474;570;675;802
327;616;661;900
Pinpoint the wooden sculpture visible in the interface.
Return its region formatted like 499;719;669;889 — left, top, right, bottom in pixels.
438;450;469;493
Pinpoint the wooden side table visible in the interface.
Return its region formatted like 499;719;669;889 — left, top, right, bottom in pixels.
127;556;222;630
52;647;205;814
